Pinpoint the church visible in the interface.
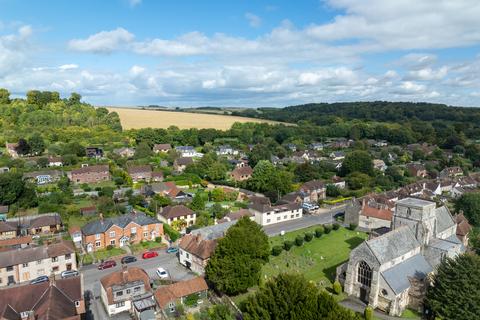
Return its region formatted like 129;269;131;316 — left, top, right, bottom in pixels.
338;198;465;316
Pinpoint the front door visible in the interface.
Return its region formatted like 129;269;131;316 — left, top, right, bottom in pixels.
7;275;15;285
360;287;369;304
66;263;72;271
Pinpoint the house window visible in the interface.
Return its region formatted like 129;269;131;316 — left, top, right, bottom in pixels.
109;231;115;238
186;253;190;258
290;215;294;219
116;291;123;297
296;214;300;217
6;266;13;272
75;301;80;307
37;260;42;265
134;286;141;293
131;227;137;234
65;254;71;260
115;301;125;308
52;257;58;262
143;232;148;238
95;241;101;247
266;219;271;223
283;215;287;219
110;240;116;245
126;289;131;294
277;217;281;221
22;263;28;267
357;261;372;288
52;266;59;272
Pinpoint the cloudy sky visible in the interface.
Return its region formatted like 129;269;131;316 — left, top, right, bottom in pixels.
2;0;480;107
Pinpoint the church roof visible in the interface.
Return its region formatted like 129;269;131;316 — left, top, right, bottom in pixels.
366;226;420;264
435;206;456;234
381;254;432;295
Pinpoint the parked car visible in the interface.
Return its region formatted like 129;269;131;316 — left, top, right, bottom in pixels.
61;270;79;279
121;256;137;264
98;260;116;270
142;251;159;259
166;247;178;254
30;275;49;285
156;267;169;279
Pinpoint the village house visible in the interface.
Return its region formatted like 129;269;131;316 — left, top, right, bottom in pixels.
4;213;63;236
439;166;464;179
80;205;97;217
70;164;110;184
101;267;155;317
153;143;172;153
300;180;326;203
230;165;253;181
373;159;387;172
0;276;85;319
345;196;394;230
48;156;63;167
216;208;254;224
279;192;304;205
454;212;472;247
175;146;202;158
174;157;194;172
406;163;428;178
128;165;153;182
178;221;236;274
309;142;324;151
216;144;238;156
158;205;196;227
0;221;16;240
329;151;346;161
5;142;19;158
0;240;77;286
113;147;136;158
151;171;164;182
69;226;83;247
155;277;209;317
249;202;303;226
85;146;104;158
143;181;190;201
229;158;249;168
285;143;297;152
339;198;464;317
81;212;163;252
0;235;33;250
23;170;63;185
331;176;346;189
327;138;352;149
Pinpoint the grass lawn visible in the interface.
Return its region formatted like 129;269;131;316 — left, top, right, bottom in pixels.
401;309;421;319
130;240;165;253
263;227;367;285
66;214;91;228
72;198;94;208
93;247;126;261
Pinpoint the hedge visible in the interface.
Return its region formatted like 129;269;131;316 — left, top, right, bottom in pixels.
295;235;304;246
163;223;181;242
283;241;294;251
364;306;373;320
315;227;324;238
272;246;283;256
304;232;313;242
324;224;332;234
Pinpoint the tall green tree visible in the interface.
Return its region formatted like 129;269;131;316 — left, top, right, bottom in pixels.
205;217;269;295
248;160;293;199
28;133;45;155
241;273;360;320
189;192;206;211
0;88;10;104
455;192;480;227
134;141;153;159
340;150;374;176
426;254;480;320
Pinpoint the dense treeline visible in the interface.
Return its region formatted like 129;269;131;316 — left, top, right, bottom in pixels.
232;102;480;145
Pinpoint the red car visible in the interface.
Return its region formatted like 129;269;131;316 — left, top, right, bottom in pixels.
98;260;116;270
142;251;158;259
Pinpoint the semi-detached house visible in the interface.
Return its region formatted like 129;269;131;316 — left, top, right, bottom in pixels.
81;212;163;252
248;202;303;226
70;164;110;184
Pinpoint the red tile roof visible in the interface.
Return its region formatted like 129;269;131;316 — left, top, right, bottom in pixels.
155;277;208;309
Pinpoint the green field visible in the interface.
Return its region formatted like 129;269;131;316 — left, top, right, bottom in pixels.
263;227;367;284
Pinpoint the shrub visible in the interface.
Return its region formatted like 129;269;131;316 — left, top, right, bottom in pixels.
272;246;283;256
106;245;114;250
324;224;332;234
315;227;324;238
295;235;304;246
283;241;294;251
348;223;358;231
155;236;162;243
364;306;373;320
332;223;340;230
304;232;313;242
333;280;342;295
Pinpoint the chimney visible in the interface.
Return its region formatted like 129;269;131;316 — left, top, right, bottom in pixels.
50;272;56;286
99;213;104;223
122;265;128;283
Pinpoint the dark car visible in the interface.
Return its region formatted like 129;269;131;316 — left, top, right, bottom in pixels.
142;251;159;259
121;256;137;264
30;275;49;285
98;260;116;270
166;247;178;254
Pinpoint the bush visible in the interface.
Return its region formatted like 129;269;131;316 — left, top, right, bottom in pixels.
106;245;114;250
272;245;283;256
324;224;332;234
332;223;340;230
364;306;373;320
348;223;358;231
333;280;342;295
295;235;304;246
304;232;313;242
283;240;294;251
155;236;162;243
315;227;324;238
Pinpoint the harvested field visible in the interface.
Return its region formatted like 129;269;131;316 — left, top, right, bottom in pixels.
108;107;284;130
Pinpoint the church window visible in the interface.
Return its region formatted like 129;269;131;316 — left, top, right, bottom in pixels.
357;261;372;287
381;289;388;296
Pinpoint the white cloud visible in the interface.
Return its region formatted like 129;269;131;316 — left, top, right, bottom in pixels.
0;25;33;77
245;13;262;28
68;28;134;53
59;64;79;71
128;0;141;7
406;66;448;81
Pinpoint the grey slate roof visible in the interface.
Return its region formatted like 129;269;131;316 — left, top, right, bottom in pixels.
366;226;420;264
435;206;455;234
381;254;433;295
81;212;159;235
190;220;237;240
395;197;434;208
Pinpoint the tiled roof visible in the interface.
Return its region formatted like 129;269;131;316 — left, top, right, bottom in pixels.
366;226;420;264
127;165;152;174
153;143;172;151
0;240;75;268
361;206;393;221
175;157;194;166
101;267;151;305
301;180;325;192
160;205;194;219
155;277;208;309
454;213;472;236
71;164;109;175
81;212;159;235
179;234;217;259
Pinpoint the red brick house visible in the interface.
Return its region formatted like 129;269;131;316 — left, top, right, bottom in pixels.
230;166;253;181
127;165;152;182
70;164;110;184
406;163;428;178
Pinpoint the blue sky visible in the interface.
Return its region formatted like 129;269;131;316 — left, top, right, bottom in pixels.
2;0;480;107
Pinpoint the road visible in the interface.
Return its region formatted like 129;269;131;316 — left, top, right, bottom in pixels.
81;249;195;320
263;205;346;236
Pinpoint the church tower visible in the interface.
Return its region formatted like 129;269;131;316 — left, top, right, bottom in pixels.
392;198;437;245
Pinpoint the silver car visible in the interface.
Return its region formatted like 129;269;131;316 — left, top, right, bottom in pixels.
61;270;79;279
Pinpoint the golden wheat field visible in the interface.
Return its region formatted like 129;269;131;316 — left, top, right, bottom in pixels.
108;107;282;130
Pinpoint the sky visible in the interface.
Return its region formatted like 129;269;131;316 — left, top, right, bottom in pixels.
2;0;480;107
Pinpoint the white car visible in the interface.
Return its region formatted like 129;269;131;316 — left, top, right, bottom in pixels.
61;270;79;279
156;267;169;279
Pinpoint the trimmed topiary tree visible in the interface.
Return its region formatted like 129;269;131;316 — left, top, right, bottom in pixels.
333;223;340;230
348;223;358;231
295;235;304;246
333;280;342;295
304;232;313;242
272;245;283;256
324;224;332;234
364;306;373;320
315;227;324;238
283;240;293;251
